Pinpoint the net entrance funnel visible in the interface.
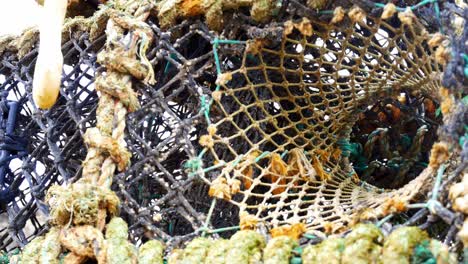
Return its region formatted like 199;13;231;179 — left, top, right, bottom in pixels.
200;14;443;234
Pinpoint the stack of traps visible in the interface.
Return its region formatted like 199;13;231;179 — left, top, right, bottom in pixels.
0;2;454;252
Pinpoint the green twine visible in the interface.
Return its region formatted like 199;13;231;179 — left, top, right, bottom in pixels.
376;214;394;227
200;95;212;125
200;38;247;125
292;246;303;255
464;248;468;264
387;159;401;169
184;157;203;174
462;54;468;78
290;246;303;264
210;225;240;233
169;221;174;235
337;138;352;157
433;1;443;34
462;95;468;105
212;38;246;76
188;151;259;177
411;0;438;11
401;134;412;150
211;38;246;77
373;0;438;12
303;233;317;240
411;240;436;264
0;249;19;264
347;141;368;173
460;132;467;147
163;53;177;74
368;129;383;139
435;107;442;117
214;39;247;45
199;225;241;235
202;198;217;237
299;0;441;33
0;253;9;264
318;10;334;15
185;149;208;176
290;257;302;264
188;160;226;177
431;164;445;201
254;151;271;163
407;163;446;211
231;154;245;167
138;183;144;201
212;39;222;76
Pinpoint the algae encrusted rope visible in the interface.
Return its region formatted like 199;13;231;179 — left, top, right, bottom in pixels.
17;1;164;263
163;224;457;264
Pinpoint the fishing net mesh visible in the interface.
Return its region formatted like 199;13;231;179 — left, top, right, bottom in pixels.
0;0;466;261
203;16;442;232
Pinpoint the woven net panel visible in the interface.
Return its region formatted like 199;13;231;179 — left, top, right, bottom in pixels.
202;16;443;232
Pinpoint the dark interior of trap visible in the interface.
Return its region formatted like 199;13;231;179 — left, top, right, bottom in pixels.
350;93;441;189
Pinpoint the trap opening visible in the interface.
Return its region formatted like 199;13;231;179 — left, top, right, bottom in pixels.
203;16;444;232
349;91;442;189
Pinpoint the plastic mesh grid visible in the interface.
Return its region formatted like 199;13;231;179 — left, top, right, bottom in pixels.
0;19;245;250
0;33;104;249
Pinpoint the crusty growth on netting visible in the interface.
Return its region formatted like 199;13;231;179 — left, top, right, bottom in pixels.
201;10;447;232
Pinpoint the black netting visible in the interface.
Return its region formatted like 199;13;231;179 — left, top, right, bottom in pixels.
0;18;240;251
0;33;105;249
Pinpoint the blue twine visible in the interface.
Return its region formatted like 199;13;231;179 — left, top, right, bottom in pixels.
0;101;28;204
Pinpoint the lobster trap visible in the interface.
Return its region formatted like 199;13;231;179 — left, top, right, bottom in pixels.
0;0;467;263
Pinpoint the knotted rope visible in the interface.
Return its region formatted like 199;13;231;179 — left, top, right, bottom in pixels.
17;1;164;263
